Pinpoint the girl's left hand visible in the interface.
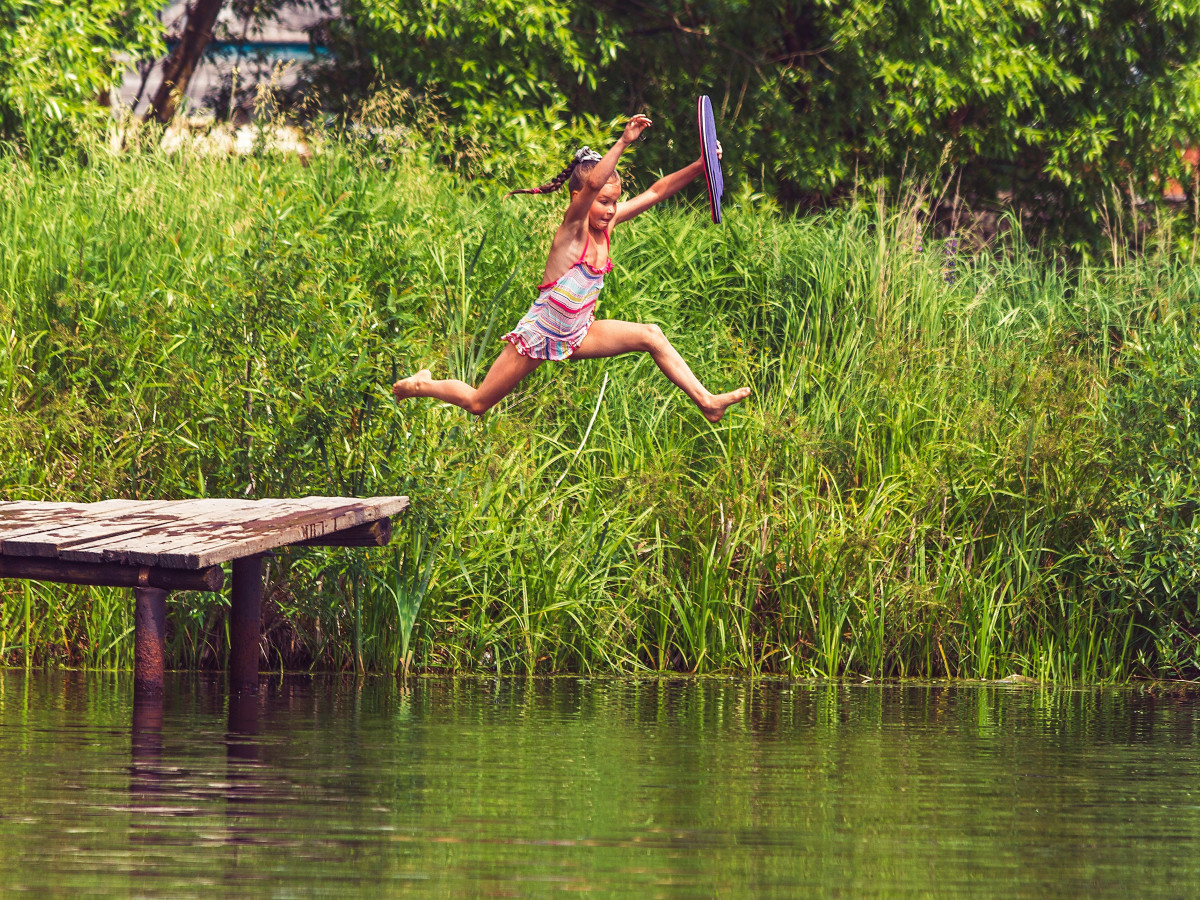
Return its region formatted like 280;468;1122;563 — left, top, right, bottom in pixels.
698;142;723;166
623;115;652;143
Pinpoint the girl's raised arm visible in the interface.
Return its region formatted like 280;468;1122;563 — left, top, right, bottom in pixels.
562;115;652;224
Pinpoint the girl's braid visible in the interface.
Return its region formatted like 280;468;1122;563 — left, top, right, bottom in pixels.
507;147;603;197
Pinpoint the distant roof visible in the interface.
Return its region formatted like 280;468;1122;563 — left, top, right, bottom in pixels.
120;2;338;114
161;0;335;45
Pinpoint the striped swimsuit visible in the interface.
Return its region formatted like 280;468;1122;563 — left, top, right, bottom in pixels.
502;234;612;361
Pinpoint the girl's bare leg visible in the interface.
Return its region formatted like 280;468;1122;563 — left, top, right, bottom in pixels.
572;320;750;422
393;343;542;416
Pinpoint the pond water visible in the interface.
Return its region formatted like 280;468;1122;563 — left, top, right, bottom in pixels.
2;672;1199;897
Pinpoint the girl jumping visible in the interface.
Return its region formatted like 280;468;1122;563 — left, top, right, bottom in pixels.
392;114;751;422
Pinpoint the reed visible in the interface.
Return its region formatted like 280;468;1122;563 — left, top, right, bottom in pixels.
0;135;1194;681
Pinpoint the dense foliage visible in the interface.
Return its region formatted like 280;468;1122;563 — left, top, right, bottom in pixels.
315;0;1200;244
2;139;1198;680
1083;310;1200;677
3;2;1200;243
0;0;162;155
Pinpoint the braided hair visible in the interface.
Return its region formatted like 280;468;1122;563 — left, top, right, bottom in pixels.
507;147;618;197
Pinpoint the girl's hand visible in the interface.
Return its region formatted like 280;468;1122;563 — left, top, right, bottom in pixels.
622;115;652;144
696;142;723;167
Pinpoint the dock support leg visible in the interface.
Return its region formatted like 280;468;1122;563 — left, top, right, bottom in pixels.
230;555;264;693
133;586;168;694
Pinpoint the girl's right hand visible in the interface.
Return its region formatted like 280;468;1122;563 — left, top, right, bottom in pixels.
623;115;652;144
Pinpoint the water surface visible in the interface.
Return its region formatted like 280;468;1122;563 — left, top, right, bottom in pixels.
2;672;1199;896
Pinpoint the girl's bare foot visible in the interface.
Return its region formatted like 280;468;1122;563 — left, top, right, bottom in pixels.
700;386;751;423
393;369;431;402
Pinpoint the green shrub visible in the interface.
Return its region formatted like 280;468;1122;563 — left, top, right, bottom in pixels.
1085;307;1200;676
0;0;163;155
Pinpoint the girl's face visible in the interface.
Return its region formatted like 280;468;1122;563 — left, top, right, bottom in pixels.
574;180;622;232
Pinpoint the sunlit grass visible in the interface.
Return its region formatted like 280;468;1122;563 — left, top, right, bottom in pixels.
0;138;1193;681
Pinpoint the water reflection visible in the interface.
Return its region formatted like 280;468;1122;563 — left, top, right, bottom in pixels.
3;673;1200;896
222;687;263;893
129;691;165;810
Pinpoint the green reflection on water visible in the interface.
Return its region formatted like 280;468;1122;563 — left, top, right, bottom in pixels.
1;672;1199;897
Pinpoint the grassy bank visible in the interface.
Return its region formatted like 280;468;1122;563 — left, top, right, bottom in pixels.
1;140;1197;680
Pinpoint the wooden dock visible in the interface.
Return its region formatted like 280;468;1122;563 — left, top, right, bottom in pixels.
0;497;409;693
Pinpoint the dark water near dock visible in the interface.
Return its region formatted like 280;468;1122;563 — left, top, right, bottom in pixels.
2;673;1200;897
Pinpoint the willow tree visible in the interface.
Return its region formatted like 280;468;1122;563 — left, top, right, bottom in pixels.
0;0;162;152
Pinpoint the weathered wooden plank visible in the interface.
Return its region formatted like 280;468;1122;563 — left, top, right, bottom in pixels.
64;499;299;548
0;506;90;543
0;499;243;559
0;500;172;546
0;501;196;557
181;500;407;566
1;496;409;568
2;498;266;560
54;504;302;566
0;499;156;521
63;501;340;564
0;501;87;517
116;498;409;568
144;498;409;567
60;496;408;566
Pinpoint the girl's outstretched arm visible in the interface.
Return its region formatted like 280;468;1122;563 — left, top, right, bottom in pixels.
612;144;721;226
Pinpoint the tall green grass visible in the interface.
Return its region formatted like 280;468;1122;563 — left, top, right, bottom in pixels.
1;137;1196;680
